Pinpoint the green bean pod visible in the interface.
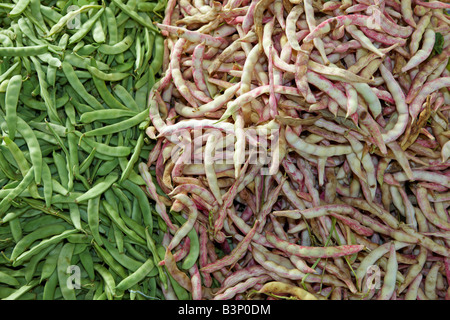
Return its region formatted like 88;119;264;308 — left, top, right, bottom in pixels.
62;61;104;110
57;242;76;300
10;223;67;261
98;34;134;55
115;258;155;293
8;0;31;18
93;264;117;300
12;229;79;267
5;74;22;140
0;166;35;216
83;109;149;137
40;243;63;282
16;117;42;185
87;65;130;82
75;172;119;203
80;109;138;124
101;200;146;246
68;8;105;45
0;45;47;56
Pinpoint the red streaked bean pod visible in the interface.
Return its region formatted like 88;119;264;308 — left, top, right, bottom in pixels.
266;231;365;259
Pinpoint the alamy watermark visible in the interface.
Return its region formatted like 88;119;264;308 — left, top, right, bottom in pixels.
66;5;82;30
366;4;383;30
66;265;81;290
364;265;382;291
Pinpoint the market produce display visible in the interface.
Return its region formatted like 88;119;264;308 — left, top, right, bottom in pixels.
0;0;169;300
0;0;450;301
147;0;450;300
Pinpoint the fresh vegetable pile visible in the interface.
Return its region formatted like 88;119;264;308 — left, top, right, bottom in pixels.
0;0;172;300
147;0;450;300
1;0;450;302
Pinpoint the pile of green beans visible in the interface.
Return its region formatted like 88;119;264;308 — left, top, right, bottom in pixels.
0;0;172;300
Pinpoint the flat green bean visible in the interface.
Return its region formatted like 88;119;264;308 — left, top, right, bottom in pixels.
68;8;105;45
80;109;138;124
88;65;130;82
2;279;39;300
42;270;58;300
46;4;102;37
173;214;200;270
0;0;168;301
149;33;164;74
24;243;57;283
29;0;48;34
113;84;140;111
62;61;104;110
111;0;159;33
101;200;146;246
12;229;79;267
53;151;69;189
75;172;119;203
83;109;148;137
16;117;42;185
75;131;131;157
87;196;103;246
68;203;82;231
29;56;60;123
9;217;22;243
9;0;31;18
0;270;20;287
120;131;145;183
120;179;153;231
5;74;22;140
0;45;48;56
93;264;116;300
0;166;35;216
92;241;128;279
57;242;76;300
91;75;129;110
102;237;144;272
115;257;155;292
145;227;167;287
10;223;67;261
0;61;20;84
96;159;119;176
79;247;95;281
40;243;63;282
92;10;106;44
98;33;134;55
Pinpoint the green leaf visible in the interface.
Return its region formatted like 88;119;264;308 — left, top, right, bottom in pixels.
433;32;444;55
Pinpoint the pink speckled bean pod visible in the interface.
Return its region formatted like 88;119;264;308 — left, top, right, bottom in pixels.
303;14;378;43
401;0;417;27
170;38;199;108
191;42;210;96
402;29;436;73
359;26;407;46
202;220;259;273
213;275;272;300
415;0;450;9
266;231;365;259
410;77;450;121
164;249;193;292
167;193;199;250
157;23;228;48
